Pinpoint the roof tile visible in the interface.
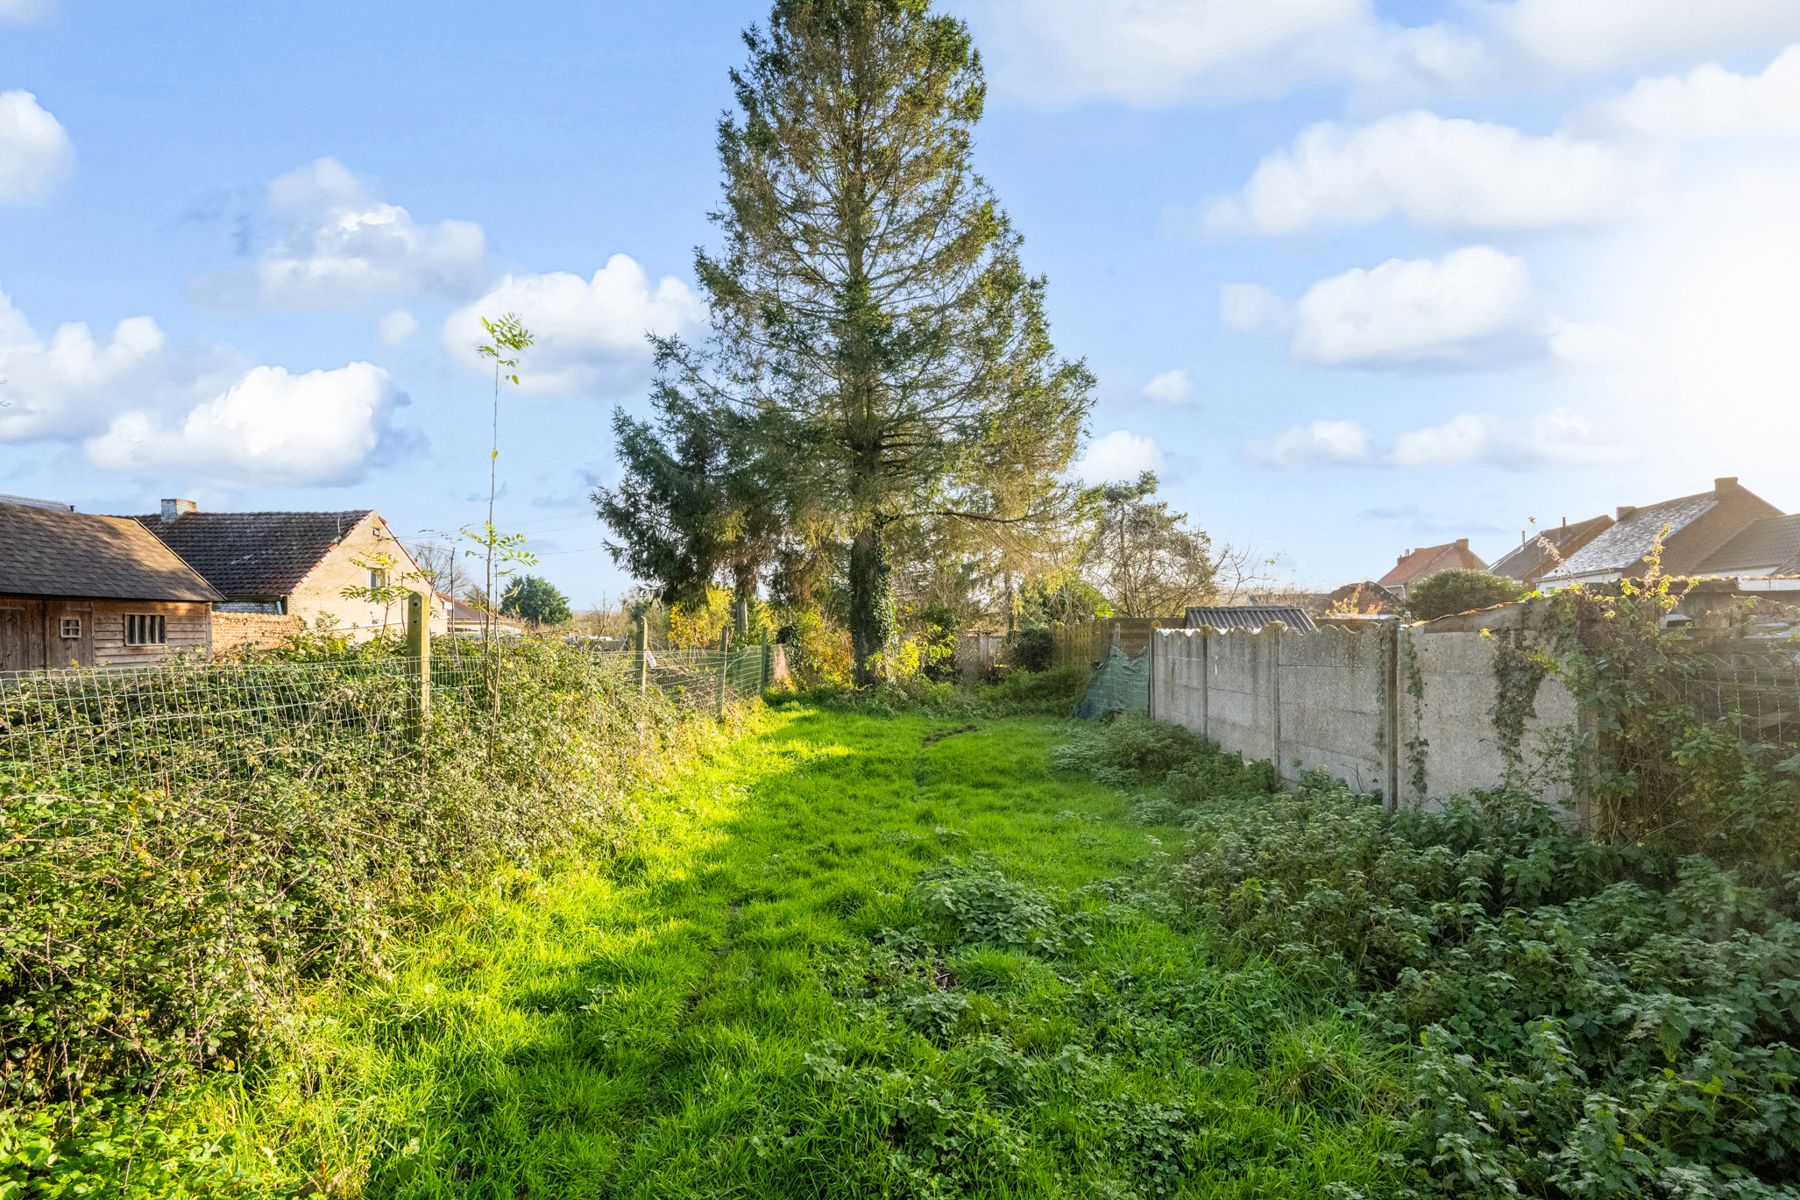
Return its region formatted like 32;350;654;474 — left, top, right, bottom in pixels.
0;503;222;602
132;511;372;598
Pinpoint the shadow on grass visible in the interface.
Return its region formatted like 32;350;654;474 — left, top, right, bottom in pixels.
260;709;1413;1200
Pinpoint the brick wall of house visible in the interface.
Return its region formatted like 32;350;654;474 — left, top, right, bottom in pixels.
285;514;430;640
211;611;304;652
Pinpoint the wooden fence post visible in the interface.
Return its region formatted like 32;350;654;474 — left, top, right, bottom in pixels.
406;590;431;736
716;626;730;718
760;628;771;694
1147;627;1158;720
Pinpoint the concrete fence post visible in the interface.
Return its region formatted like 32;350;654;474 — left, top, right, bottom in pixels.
1198;628;1211;741
1383;621;1401;811
1268;623;1283;775
405;591;431;739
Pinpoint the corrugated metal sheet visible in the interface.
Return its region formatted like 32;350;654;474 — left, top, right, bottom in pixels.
1185;605;1319;633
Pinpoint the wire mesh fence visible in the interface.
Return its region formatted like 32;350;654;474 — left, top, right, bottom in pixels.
0;636;779;796
1671;642;1800;754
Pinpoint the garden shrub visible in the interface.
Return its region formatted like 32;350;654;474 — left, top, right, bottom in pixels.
0;640;709;1120
1133;729;1800;1198
1009;626;1054;674
1047;714;1212;787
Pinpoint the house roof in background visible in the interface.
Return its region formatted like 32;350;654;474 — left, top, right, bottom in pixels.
1694;514;1800;575
436;592;522;626
1324;580;1403;613
1489;515;1615;583
0;503;223;602
1186;605;1319;633
132;510;372;598
1377;540;1488;589
1548;492;1720;579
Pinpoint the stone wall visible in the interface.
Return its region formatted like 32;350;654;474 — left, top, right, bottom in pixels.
1149;609;1582;812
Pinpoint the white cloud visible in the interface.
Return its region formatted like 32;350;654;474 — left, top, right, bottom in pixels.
975;0;1489;107
197;158;487;310
1205;112;1647;237
0;91;74;205
1389;409;1621;469
443;255;705;397
1139;368;1194;406
1485;0;1800;78
0;0;51;24
1245;419;1374;467
1579;45;1800;140
1219;283;1292;336
1249;409;1619;470
376;308;418;346
1074;429;1164;483
0;287;404;486
86;363;402;487
0;289;241;442
1289;247;1537;368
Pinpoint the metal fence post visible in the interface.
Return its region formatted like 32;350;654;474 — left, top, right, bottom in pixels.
716;626;730;718
406;590;431;737
638;616;649;696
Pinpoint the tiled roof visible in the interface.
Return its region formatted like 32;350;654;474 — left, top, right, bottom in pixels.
1325;580;1403;613
133;510;372;598
1377;540;1489;589
1694;514;1800;575
1489;515;1615;583
1186;605;1319;633
0;503;222;602
1547;492;1719;579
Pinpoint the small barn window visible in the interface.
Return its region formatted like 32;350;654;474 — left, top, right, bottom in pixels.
126;613;167;646
368;567;390;590
59;617;82;639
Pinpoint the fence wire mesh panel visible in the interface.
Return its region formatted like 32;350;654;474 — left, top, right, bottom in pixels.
0;639;773;796
1673;644;1800;753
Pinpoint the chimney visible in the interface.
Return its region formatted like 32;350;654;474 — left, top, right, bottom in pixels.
1715;476;1740;495
1454;538;1469;550
1617;505;1637;521
159;498;196;523
1561;516;1568;529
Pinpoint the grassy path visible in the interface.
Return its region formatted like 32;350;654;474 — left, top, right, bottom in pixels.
208;707;1408;1198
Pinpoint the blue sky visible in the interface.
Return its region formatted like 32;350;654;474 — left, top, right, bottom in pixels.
4;1;1799;605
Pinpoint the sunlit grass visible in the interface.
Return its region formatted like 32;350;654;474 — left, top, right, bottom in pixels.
194;708;1414;1198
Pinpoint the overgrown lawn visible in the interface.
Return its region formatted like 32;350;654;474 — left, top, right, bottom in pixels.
189;708;1410;1198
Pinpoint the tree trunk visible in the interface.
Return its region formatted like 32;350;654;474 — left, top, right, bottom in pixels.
848;522;892;686
732;565;754;638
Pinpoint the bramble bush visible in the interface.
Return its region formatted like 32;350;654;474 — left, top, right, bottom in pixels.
0;639;713;1138
1057;716;1800;1198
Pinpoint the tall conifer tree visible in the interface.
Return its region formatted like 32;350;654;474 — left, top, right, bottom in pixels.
614;0;1092;682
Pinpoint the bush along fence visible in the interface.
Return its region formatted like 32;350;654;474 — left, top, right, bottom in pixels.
1130;584;1800;871
0;610;783;1140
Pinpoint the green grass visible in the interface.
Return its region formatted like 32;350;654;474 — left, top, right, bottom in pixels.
195;707;1413;1198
